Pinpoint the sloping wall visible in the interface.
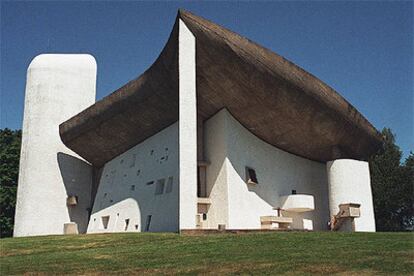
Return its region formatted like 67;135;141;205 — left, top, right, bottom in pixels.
87;123;179;233
203;110;229;228
204;109;330;230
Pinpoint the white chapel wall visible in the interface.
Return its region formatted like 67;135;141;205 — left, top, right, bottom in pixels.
87;122;179;233
204;109;330;230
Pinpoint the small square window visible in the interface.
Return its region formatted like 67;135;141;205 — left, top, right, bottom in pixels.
246;167;258;184
131;185;135;191
155;179;165;195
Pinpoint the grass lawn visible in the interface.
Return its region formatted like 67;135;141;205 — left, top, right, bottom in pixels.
1;231;413;275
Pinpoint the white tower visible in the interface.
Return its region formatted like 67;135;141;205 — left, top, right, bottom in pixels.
14;54;97;237
327;159;376;232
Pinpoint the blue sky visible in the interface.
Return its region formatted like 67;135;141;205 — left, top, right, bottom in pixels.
1;1;412;158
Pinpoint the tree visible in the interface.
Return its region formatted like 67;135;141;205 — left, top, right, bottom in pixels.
369;128;414;231
0;128;21;237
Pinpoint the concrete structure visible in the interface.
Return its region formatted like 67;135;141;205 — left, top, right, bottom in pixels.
15;10;382;237
14;54;96;237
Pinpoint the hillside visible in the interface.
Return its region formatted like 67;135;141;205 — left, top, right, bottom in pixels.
1;232;413;275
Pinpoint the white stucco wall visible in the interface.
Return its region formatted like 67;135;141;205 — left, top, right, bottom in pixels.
327;159;376;232
14;54;96;237
178;19;198;230
203;109;330;230
203;110;229;228
87;123;179;233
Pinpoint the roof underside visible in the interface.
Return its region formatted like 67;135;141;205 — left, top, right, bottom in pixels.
60;10;382;167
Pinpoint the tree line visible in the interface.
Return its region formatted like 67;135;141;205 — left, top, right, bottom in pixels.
0;128;412;237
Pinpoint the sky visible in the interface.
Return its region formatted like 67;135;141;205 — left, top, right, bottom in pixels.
1;1;413;158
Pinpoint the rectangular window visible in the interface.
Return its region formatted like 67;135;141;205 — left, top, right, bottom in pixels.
146;181;154;185
101;216;110;230
131;185;135;191
197;165;207;197
166;176;173;193
155;179;165;195
130;154;136;168
145;215;152;231
246;167;258;184
124;219;130;231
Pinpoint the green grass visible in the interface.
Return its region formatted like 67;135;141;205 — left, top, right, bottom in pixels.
1;232;413;275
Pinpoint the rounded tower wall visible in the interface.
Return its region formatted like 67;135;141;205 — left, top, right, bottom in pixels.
14;54;96;237
327;159;376;232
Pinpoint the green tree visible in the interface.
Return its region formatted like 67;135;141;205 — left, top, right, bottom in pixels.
0;128;21;237
370;128;414;231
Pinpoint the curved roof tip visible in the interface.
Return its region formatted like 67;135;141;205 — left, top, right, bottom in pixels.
59;9;382;166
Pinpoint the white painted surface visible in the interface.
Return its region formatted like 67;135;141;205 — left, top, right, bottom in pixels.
87;123;179;233
88;199;141;233
280;194;315;212
327;159;376;232
14;54;96;237
203;109;330;230
203;110;229;228
178;19;198;230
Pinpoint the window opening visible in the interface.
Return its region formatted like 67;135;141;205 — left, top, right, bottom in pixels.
166;177;173;193
101;216;110;229
155;179;165;195
246;167;258;184
145;215;152;231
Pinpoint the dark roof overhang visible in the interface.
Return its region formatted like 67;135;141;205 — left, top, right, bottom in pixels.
59;10;382;167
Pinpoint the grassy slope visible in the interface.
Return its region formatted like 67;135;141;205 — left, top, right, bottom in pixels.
0;232;413;275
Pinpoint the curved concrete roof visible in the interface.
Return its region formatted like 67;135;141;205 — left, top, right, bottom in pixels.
60;10;382;166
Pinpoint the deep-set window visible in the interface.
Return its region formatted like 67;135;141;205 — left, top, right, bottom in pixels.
246;167;258;184
101;216;110;229
155;179;165;195
124;219;130;231
145;215;152;232
166;176;173;193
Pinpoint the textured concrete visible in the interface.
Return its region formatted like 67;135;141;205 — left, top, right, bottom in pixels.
203;110;230;228
59;10;382;167
87;123;179;233
202;109;330;231
14;54;96;237
327;159;376;232
280;194;315;212
178;19;198;230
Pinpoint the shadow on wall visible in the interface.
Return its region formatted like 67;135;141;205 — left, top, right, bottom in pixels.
57;152;93;234
226;151;330;230
88;198;142;233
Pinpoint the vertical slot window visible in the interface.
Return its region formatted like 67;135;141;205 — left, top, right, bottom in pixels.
155;179;165;195
124;219;130;231
145;215;152;232
166;177;173;193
